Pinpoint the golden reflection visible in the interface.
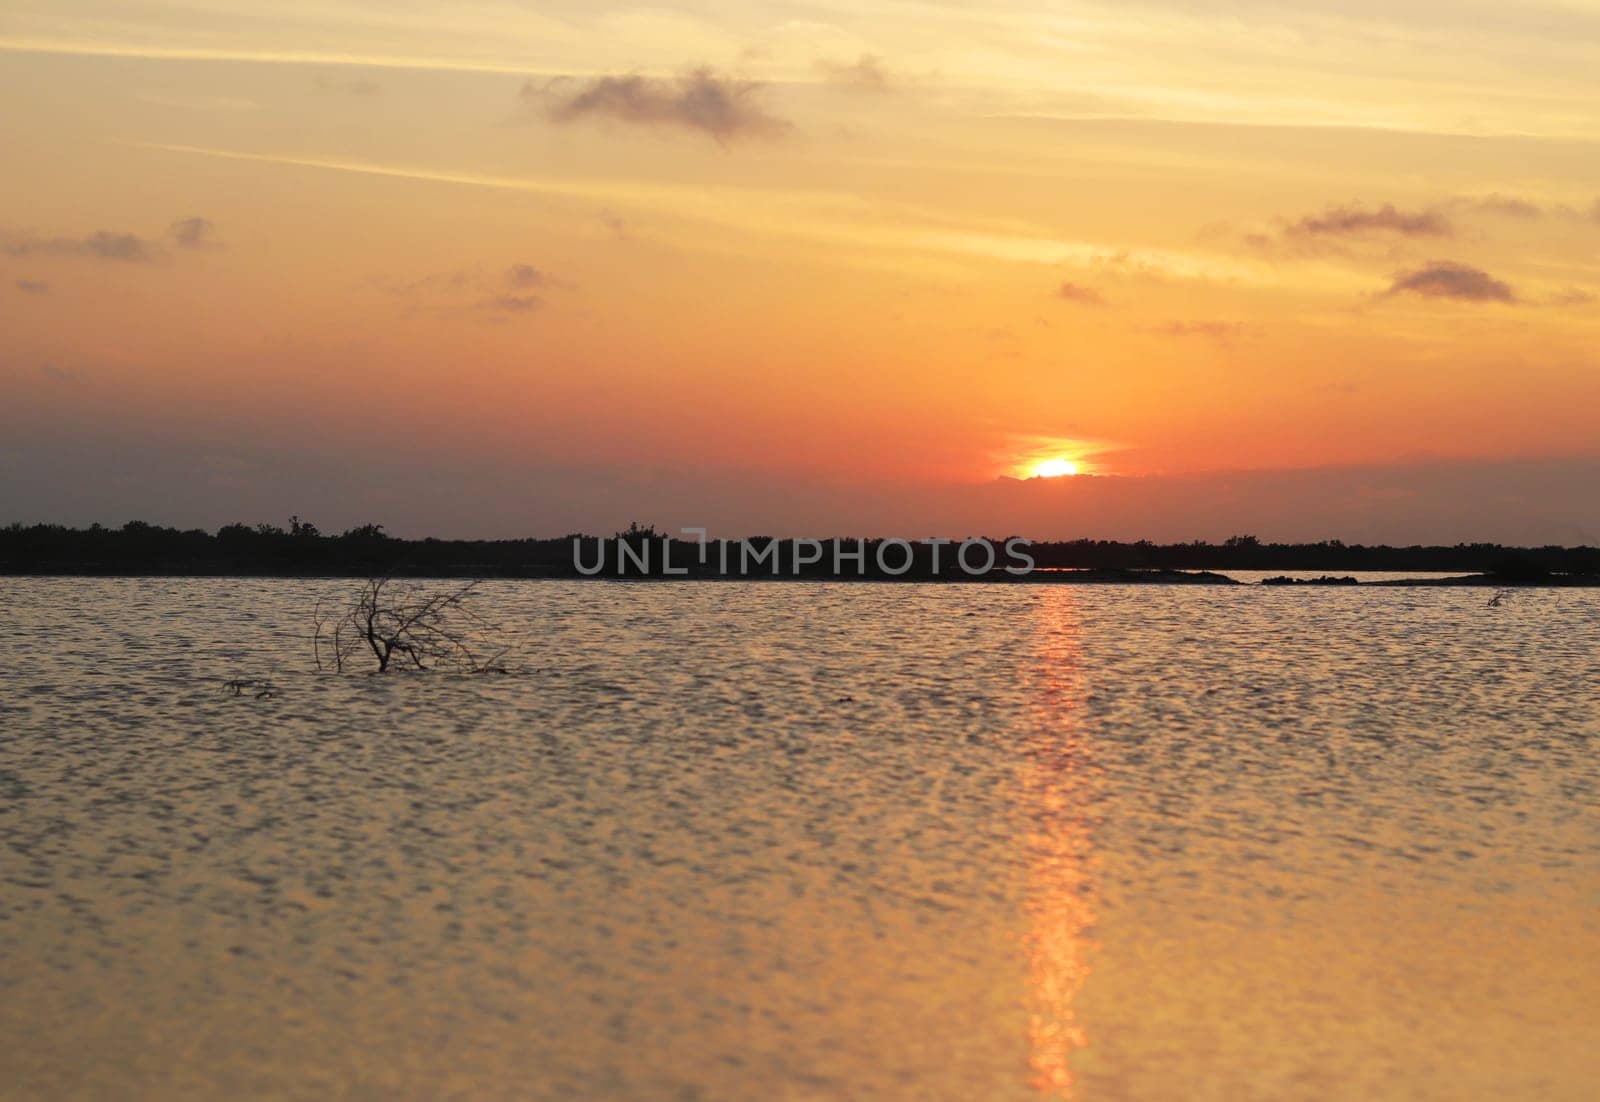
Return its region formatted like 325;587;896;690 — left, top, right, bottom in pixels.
1022;592;1100;1098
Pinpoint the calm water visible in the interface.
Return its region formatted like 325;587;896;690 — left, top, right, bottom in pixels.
1;578;1597;1100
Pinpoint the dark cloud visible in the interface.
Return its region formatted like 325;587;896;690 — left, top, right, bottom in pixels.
168;216;218;249
1384;261;1515;303
1288;203;1452;239
82;231;156;261
817;55;892;92
506;264;546;289
15;279;48;294
1057;281;1106;306
529;68;790;142
1;229;160;262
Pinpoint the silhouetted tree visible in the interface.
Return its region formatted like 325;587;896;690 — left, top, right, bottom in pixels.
1488;552;1550;583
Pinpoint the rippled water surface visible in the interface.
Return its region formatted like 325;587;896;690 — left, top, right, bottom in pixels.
2;578;1597;1100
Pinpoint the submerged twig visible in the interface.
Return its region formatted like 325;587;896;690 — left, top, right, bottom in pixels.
223;678;277;699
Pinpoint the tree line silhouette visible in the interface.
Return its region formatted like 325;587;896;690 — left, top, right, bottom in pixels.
2;520;1596;581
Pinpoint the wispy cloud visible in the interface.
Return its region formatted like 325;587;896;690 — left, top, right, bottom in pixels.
168;216;219;249
1548;287;1596;306
134;91;260;113
1056;281;1106;306
15;279;48;294
134;143;1270;286
1384;261;1515;303
1288;203;1452;240
315;75;381;96
1448;195;1600;222
379;261;556;320
1;228;160;262
1241;202;1459;262
528;68;790;143
0;37;550;77
1458;194;1543;219
817;55;893;93
39;363;79;383
476;294;541;315
1150;320;1250;341
377;269;473;298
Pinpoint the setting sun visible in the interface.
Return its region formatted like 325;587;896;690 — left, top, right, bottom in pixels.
1028;458;1081;479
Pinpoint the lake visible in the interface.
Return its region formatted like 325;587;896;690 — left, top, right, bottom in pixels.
2;578;1596;1100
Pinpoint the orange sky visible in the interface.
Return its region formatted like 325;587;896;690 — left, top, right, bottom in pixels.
2;2;1598;540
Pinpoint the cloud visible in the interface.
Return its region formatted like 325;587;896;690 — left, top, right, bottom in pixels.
477;294;542;315
1;228;160;262
1457;197;1600;223
529;68;790;142
1384;261;1515;303
1462;195;1542;219
1549;287;1597;306
137;143;1264;287
1151;320;1249;340
599;210;630;238
168;216;219;249
817;55;892;92
1057;281;1106;306
506;263;546;289
380;262;557;320
15;279;48;294
82;231;156;260
315;75;381;96
1288;203;1452;239
378;269;473;298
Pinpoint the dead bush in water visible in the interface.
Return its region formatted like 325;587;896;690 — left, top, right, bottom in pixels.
313;577;509;674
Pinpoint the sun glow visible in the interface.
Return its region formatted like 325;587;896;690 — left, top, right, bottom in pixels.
1028;458;1081;479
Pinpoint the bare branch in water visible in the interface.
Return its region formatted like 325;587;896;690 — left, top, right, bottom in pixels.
312;577;511;674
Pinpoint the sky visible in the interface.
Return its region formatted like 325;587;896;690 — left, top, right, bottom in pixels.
2;0;1599;542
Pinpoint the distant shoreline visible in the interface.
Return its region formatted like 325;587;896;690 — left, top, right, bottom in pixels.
3;567;1597;587
4;522;1597;585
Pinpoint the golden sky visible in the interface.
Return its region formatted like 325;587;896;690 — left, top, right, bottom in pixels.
2;1;1598;539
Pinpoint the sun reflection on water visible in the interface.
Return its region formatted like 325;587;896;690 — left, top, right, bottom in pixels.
1022;592;1100;1098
